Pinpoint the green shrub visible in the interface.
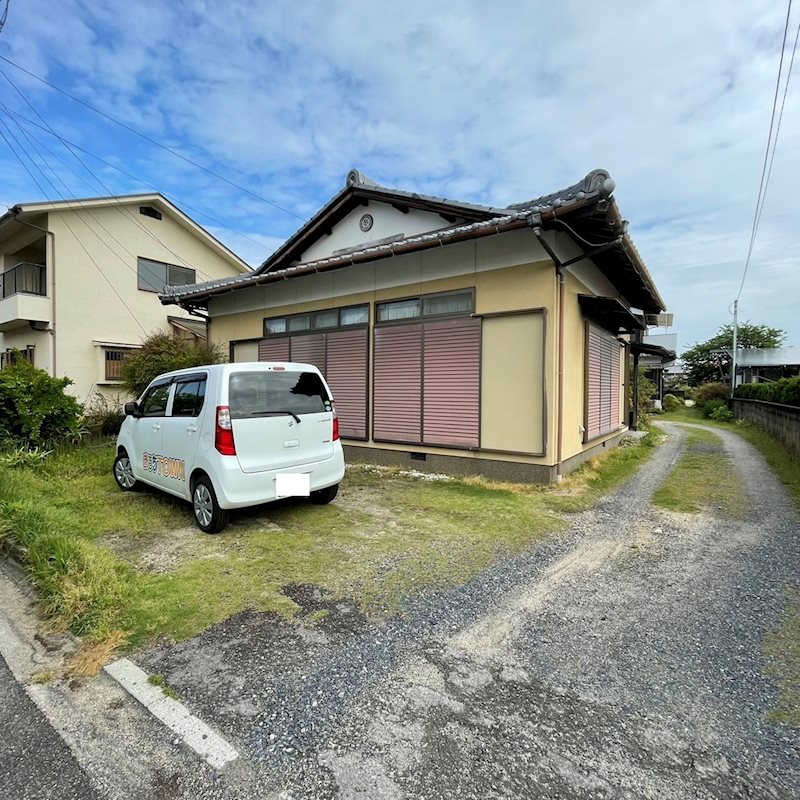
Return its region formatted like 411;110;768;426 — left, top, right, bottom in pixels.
709;404;734;422
734;376;800;407
694;382;729;405
0;357;83;448
84;392;125;437
663;393;681;412
703;398;728;418
121;332;227;398
0;447;52;469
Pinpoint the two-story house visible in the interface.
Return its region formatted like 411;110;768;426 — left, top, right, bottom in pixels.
0;193;250;402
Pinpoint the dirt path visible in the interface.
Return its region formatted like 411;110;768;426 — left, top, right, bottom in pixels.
139;423;800;799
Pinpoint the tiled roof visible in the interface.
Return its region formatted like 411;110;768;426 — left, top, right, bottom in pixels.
160;168;649;307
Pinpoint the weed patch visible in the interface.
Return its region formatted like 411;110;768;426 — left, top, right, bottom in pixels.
766;589;800;727
652;428;744;517
2;434;661;652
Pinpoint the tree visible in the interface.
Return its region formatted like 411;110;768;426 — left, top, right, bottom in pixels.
681;322;785;386
121;332;227;398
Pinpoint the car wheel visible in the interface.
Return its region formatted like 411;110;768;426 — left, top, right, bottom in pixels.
113;453;139;492
310;483;339;505
192;475;229;534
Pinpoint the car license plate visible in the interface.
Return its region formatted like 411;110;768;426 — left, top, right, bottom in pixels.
275;473;310;498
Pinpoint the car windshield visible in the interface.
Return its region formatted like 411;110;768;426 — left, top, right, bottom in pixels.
229;371;331;419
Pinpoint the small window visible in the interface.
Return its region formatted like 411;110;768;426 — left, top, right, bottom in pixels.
140;383;171;417
104;349;129;381
378;298;421;322
171;379;206;417
138;258;196;293
265;318;286;335
229;371;330;419
423;291;472;317
167;264;196;287
139;206;163;221
313;310;339;329
288;314;311;332
340;305;369;326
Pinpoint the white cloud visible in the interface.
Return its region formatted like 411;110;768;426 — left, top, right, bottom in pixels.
1;0;798;350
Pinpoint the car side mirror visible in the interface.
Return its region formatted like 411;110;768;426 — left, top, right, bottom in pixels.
124;401;139;417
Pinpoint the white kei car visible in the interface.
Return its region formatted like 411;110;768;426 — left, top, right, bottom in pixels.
113;362;345;533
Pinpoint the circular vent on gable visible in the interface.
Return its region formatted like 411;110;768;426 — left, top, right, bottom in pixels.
359;213;374;232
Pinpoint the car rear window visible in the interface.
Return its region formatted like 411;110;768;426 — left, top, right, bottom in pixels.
229;371;331;419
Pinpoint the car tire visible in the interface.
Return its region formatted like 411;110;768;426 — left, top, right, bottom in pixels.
310;483;339;505
113;453;139;492
192;475;229;534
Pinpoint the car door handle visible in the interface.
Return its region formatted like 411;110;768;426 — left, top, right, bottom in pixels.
152;423;161;432
186;425;198;434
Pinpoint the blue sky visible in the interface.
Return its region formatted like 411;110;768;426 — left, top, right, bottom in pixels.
0;0;798;352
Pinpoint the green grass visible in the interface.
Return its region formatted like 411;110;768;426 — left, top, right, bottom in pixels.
766;589;800;727
0;433;659;649
659;406;800;508
651;427;745;518
147;672;180;700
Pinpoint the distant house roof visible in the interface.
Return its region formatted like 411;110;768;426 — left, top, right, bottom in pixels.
735;347;800;368
161;168;666;314
0;193;251;274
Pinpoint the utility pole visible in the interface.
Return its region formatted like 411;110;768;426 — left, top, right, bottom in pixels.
730;299;739;395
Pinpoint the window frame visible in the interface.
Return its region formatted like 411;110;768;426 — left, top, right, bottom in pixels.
262;304;370;338
375;289;474;326
139;381;173;418
137;257;196;293
170;376;207;418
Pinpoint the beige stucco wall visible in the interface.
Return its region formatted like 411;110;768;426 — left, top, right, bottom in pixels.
44;204;246;404
211;231;558;466
205;227;630;472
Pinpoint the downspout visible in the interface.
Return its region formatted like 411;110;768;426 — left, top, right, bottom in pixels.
531;221;627;480
532;226;566;482
9;213;56;377
632;351;640;430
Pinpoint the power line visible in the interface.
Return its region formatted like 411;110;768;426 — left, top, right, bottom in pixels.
736;0;795;302
2;104;183;290
4;104;270;257
0;115;147;333
0;53;306;221
0;68;224;280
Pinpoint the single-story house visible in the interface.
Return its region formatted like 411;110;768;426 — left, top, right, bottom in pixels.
161;168;668;482
735;346;800;385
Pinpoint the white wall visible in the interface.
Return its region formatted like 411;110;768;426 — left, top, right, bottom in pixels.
299;201;453;263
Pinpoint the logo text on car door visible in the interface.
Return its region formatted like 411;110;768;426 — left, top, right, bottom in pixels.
143;453;186;481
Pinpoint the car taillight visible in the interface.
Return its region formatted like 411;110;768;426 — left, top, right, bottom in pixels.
215;405;236;455
332;411;340;442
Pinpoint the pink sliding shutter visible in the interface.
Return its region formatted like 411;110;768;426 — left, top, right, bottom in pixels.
423;318;481;447
326;329;368;440
258;338;290;361
586;323;622;440
373;324;422;443
586;326;603;439
290;333;326;372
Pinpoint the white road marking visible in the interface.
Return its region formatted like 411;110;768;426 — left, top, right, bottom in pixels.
104;658;238;770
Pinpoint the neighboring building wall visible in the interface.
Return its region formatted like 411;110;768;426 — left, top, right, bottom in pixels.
732;398;800;456
47;205;244;403
207;229;630;480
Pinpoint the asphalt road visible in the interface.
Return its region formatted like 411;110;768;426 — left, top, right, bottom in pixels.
0;655;101;800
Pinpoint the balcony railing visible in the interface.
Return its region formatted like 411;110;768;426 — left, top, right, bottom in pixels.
0;262;47;300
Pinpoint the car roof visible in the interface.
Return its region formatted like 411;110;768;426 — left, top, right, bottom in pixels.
152;362;321;381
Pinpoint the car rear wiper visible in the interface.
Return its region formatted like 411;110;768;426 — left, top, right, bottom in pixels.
248;410;302;423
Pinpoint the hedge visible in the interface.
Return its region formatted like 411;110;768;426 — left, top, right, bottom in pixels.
734;376;800;407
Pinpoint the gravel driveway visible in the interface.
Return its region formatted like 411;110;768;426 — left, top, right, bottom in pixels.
140;422;800;799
